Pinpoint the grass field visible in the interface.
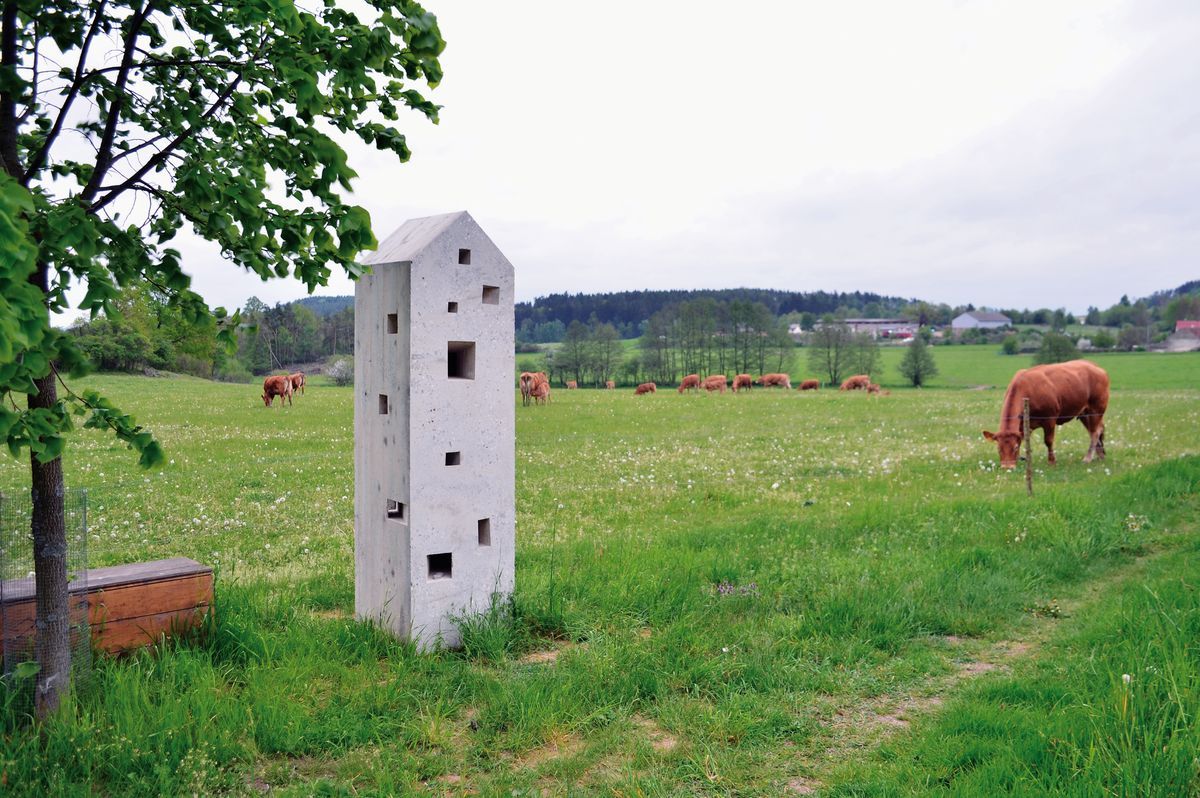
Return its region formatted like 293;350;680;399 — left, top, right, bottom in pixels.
1;348;1198;795
518;341;1193;390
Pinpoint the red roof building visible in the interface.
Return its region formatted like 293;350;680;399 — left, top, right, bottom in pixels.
1176;320;1200;333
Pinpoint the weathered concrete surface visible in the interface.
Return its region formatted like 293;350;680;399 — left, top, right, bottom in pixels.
355;211;515;649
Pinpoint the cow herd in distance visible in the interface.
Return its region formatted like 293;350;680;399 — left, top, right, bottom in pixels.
261;371;307;407
523;371;891;402
523;360;1112;473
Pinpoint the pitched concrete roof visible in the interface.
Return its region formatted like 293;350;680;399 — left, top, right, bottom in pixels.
362;210;471;265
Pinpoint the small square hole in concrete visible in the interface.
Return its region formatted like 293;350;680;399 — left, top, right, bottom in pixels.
386;499;406;522
478;518;491;546
447;301;458;313
386;313;398;334
482;285;499;305
445;451;461;466
428;552;452;580
378;394;389;414
447;341;475;379
458;248;471;265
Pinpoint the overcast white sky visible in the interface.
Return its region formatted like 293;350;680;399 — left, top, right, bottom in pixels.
174;0;1198;315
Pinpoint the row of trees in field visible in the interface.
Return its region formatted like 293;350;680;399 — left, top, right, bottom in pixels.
636;299;796;386
68;291;356;380
533;312;941;389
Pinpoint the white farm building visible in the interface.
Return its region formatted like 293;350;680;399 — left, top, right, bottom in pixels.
951;310;1012;331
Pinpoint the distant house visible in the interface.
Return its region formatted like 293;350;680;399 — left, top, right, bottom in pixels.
1176;320;1200;335
951;311;1012;332
787;323;804;340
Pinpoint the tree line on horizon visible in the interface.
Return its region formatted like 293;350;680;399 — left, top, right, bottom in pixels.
63;281;1200;380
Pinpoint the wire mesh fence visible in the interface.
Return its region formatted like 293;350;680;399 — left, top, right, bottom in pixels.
0;488;92;719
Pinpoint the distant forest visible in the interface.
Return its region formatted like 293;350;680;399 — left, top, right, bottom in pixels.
514;288;917;341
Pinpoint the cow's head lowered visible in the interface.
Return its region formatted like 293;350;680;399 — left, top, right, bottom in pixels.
982;430;1022;469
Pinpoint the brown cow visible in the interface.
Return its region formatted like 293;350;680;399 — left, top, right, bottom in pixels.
635;382;657;395
262;375;293;408
757;373;792;389
702;375;727;393
289;372;306;395
606;380;615;390
797;379;820;391
867;383;881;394
519;372;535;406
732;374;753;392
530;380;552;405
566;380;578;390
678;374;701;393
839;374;871;391
983;360;1109;469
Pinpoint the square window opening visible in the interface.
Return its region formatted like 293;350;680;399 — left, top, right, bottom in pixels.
447;301;459;313
482;285;499;305
378;394;389;414
445;451;461;466
458;248;471;265
386;499;406;522
427;552;452;580
477;518;492;547
447;341;476;380
386;313;398;334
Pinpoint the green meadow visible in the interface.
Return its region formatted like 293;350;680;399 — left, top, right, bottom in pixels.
0;347;1198;796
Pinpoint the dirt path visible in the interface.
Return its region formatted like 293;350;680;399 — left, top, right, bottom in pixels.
781;548;1167;795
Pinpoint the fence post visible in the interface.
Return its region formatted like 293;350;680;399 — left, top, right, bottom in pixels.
1024;397;1033;497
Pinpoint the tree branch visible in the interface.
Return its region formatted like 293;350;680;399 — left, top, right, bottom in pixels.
80;0;152;203
0;0;23;178
22;0;108;184
15;19;37;126
89;69;243;214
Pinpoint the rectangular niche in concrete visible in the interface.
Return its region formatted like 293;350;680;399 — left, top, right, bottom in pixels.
427;553;452;580
386;499;406;522
445;451;461;466
378;394;389;414
482;285;499;305
447;301;458;313
477;518;491;546
458;248;471;265
447;341;475;380
387;313;398;334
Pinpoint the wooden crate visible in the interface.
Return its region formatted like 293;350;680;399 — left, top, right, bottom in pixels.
1;557;213;654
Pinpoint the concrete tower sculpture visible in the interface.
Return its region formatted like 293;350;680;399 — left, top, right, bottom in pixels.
354;211;515;649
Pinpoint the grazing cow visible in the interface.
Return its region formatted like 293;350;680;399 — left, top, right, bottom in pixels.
702;375;727;393
732;374;754;392
678;374;701;393
839;374;871;391
288;372;306;396
867;383;881;394
983;359;1109;469
635;382;657;395
262;375;293;408
519;372;535;406
530;380;552;405
797;379;820;391
606;380;615;390
566;380;578;390
757;373;792;389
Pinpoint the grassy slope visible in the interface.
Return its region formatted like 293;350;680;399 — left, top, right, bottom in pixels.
0;353;1197;795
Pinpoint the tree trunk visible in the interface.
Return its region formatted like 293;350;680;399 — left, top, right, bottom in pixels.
28;372;70;721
